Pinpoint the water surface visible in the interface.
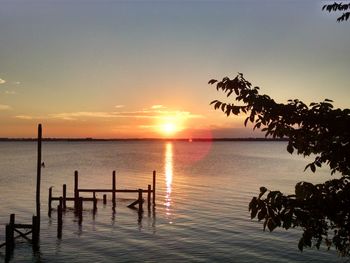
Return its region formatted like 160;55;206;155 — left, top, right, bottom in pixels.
0;141;345;262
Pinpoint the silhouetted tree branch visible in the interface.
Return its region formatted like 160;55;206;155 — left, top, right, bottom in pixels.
323;2;350;22
209;73;350;256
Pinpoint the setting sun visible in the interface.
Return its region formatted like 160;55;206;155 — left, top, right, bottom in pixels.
156;114;186;137
161;122;177;135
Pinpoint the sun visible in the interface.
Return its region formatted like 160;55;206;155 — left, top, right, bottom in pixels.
161;122;177;135
156;113;186;137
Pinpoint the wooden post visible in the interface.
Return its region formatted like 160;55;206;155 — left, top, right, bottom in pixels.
32;215;39;248
10;214;15;227
138;189;143;213
112;171;116;207
6;214;15;254
57;203;62;239
103;194;107;205
147;184;151;210
48;187;52;217
63;184;67;210
93;192;97;212
36;124;42;233
78;197;83;225
152;170;156;205
59;197;63;210
74;170;79;212
5;224;14;256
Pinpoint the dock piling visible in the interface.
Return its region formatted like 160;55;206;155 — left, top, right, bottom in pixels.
112;171;116;207
78;197;83;225
57;204;62;238
36;124;42;233
63;184;67;210
32;216;39;248
93;192;97;212
138;189;143;213
152;170;156;205
74;171;79;212
48;187;52;217
147;184;151;210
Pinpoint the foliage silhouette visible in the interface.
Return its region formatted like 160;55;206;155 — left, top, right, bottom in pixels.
323;2;350;22
209;73;350;256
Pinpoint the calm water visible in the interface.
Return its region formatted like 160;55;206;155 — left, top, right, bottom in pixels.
0;141;345;262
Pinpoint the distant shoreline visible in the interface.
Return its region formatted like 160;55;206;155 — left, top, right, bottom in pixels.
0;137;287;142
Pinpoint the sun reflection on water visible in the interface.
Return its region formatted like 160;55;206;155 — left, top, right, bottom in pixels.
165;142;173;222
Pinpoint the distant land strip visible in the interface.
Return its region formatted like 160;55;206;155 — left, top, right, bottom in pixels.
0;137;288;142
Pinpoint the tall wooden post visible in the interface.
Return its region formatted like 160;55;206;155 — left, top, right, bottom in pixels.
74;170;79;212
112;171;116;207
103;194;107;205
36;124;42;233
152;170;156;205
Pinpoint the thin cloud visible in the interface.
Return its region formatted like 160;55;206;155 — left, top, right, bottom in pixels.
0;104;12;110
0;78;6;85
49;112;117;120
5;90;16;95
115;105;124;108
15;115;33;120
151;105;164;109
13;108;204;121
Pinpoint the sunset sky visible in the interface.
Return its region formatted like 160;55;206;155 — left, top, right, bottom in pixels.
0;0;349;138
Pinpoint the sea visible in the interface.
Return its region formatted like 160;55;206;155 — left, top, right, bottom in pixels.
0;141;346;262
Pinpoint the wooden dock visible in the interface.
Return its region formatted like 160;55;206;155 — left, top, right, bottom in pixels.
48;169;157;236
1;124;158;260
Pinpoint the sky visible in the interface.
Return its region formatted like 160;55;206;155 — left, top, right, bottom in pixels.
0;0;349;138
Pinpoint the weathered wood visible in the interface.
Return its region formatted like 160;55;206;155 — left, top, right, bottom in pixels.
93;192;97;211
63;184;67;210
14;229;32;242
51;197;95;201
78;197;83;225
57;204;62;238
127;199;139;208
74;170;79;212
10;214;15;226
112;171;116;207
103;194;107;204
138;189;143;213
32;216;39;247
78;189;151;193
48;187;52;217
6;215;15;253
6;224;14;255
153;170;156;205
147;185;151;210
13;224;32;229
36;124;42;232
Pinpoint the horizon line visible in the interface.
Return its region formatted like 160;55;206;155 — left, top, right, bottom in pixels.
0;137;287;142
